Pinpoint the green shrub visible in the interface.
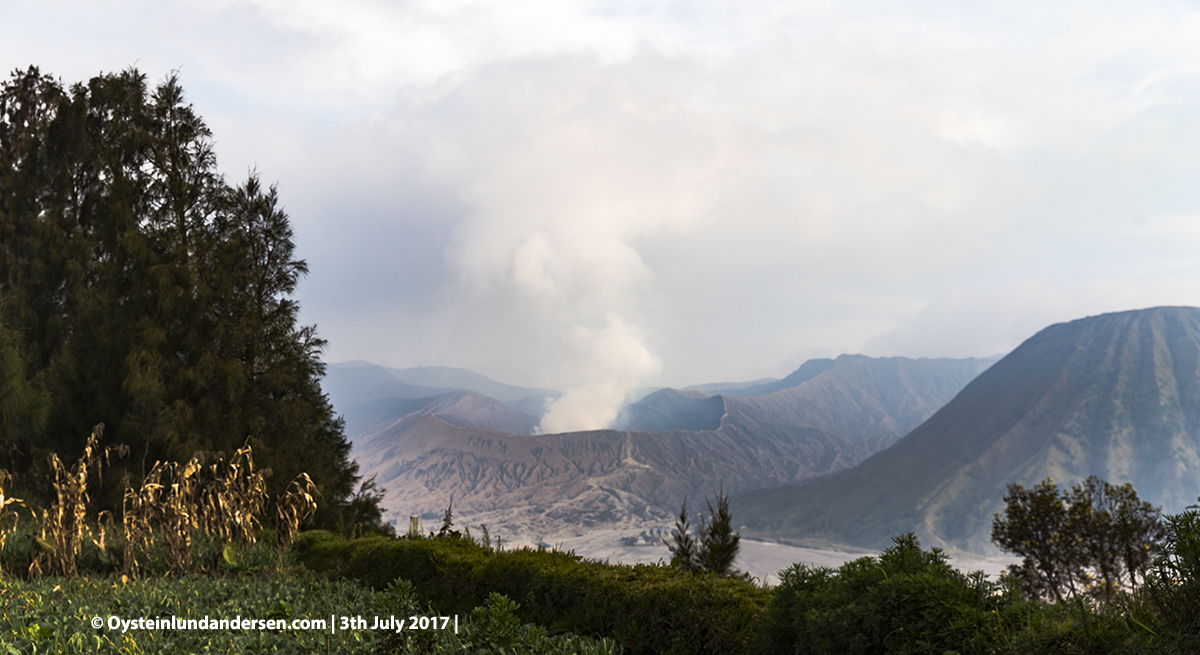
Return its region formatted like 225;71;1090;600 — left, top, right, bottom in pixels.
1141;509;1200;650
293;530;769;655
375;579;623;655
0;570;381;653
760;533;1011;655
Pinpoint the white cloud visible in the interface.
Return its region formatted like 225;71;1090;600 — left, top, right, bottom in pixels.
863;278;1200;359
7;0;1200;397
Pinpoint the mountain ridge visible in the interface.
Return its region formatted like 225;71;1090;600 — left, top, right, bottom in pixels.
732;306;1200;553
349;354;995;537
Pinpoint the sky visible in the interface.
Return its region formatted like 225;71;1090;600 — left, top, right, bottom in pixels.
5;0;1200;430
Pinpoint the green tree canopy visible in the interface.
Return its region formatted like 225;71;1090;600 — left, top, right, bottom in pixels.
991;475;1164;602
0;66;366;526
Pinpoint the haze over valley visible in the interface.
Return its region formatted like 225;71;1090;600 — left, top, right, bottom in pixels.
19;0;1200;577
319;306;1200;574
326;353;993;544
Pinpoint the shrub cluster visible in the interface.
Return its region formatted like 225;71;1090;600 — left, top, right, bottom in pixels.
292;530;770;655
1141;509;1200;650
759;533;1011;655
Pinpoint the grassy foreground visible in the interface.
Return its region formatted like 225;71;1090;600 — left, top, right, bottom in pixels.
0;570;380;654
2;516;1199;654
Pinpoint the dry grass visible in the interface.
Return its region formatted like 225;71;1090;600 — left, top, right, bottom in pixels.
275;472;319;552
197;442;268;545
0;469;25;573
2;428;322;578
37;424;127;576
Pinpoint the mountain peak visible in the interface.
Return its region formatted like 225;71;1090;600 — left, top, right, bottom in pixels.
733;306;1200;553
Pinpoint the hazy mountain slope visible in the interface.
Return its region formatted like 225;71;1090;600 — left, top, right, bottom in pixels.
324;361;555;439
323;362;453;412
684;377;781;395
433;391;542;435
723;358;837;397
732;306;1200;553
353;354;994;537
734;354;995;456
348;391;541;438
384;365;557;405
611;389;726;431
614;355;993;443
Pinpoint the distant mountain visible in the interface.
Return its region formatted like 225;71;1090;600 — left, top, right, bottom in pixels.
616;355;993;441
322;361;555;438
684;377;781;395
679;358;848;398
352;391;541;437
323;362;453;410
721;358;837;397
611;389;725;432
351;354;994;537
732;306;1200;553
383;365;557;405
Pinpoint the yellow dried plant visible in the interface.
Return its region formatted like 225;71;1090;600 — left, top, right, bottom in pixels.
40;424;126;576
0;469;26;573
198;441;269;545
275;472;320;552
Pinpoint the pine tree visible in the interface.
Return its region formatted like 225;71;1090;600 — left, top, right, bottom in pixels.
666;497;701;571
0;294;49;462
699;484;741;577
0;66;371;527
666;487;743;576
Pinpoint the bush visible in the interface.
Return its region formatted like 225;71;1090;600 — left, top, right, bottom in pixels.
292;530;769;655
760;533;1010;655
1142;509;1200;649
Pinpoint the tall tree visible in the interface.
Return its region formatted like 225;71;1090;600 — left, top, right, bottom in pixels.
0;294;49;460
992;476;1163;602
665;496;700;572
0;66;366;524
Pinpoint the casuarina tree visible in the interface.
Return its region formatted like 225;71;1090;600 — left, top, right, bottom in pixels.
0;66;373;529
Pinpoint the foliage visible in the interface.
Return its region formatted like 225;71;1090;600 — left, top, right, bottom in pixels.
1141;507;1200;646
433;499;460;539
698;486;742;577
274;473;319;552
293;530;770;655
664;497;700;572
0;569;382;653
0;294;49;456
0;66;369;528
376;580;623;655
759;532;1011;655
36;424;126;576
665;486;743;577
4;436;317;578
0;469;25;572
991;476;1163;602
335;475;394;539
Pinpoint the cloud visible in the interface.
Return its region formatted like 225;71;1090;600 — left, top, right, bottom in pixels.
406;53;744;428
863;278;1200;359
539;314;661;433
12;1;1200;395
